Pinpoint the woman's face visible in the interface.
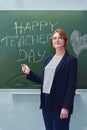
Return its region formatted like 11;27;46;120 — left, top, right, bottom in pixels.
52;32;65;49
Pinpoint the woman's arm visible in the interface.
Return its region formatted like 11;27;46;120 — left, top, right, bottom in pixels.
21;64;42;84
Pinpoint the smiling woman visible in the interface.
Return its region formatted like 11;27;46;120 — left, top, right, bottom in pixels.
21;28;78;130
51;29;68;48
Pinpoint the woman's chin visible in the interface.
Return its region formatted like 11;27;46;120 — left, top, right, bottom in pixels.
53;45;61;49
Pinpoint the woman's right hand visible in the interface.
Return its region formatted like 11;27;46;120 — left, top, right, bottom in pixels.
21;64;30;74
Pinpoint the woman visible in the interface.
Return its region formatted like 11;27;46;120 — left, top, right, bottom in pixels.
21;28;77;130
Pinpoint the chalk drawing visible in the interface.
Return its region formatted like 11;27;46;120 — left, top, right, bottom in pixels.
70;30;87;57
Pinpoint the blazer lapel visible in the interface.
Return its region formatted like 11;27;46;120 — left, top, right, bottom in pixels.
54;50;69;76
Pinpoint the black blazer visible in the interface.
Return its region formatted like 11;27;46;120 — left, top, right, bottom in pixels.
27;50;78;114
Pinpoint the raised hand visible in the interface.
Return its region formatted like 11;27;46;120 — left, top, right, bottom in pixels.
21;64;30;74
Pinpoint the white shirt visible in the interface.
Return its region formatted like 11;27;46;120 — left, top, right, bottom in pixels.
43;55;64;94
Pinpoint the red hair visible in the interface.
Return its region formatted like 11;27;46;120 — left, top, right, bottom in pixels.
50;28;68;47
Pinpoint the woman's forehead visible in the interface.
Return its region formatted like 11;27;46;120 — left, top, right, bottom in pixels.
53;32;60;36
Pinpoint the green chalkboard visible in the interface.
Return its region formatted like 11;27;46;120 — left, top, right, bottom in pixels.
0;11;87;89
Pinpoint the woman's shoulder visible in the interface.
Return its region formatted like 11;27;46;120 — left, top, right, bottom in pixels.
66;50;77;64
66;50;77;59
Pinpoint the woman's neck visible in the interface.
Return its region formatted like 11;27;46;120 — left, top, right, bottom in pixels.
55;48;65;57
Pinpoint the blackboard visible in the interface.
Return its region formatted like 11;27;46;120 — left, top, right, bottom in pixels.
0;11;87;89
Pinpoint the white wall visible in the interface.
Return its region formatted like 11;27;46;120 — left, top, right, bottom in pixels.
0;0;87;10
0;89;87;130
0;1;87;130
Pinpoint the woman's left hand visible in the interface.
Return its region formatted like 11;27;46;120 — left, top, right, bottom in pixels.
60;108;69;119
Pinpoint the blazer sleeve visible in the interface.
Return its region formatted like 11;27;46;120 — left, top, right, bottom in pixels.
27;70;42;84
26;55;53;85
62;57;78;111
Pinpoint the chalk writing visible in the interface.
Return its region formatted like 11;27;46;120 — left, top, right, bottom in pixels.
70;30;87;57
14;21;59;34
0;20;59;64
17;49;46;63
1;34;51;47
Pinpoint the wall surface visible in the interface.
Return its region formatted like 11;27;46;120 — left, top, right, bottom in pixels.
0;89;87;130
0;0;87;10
0;0;87;130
